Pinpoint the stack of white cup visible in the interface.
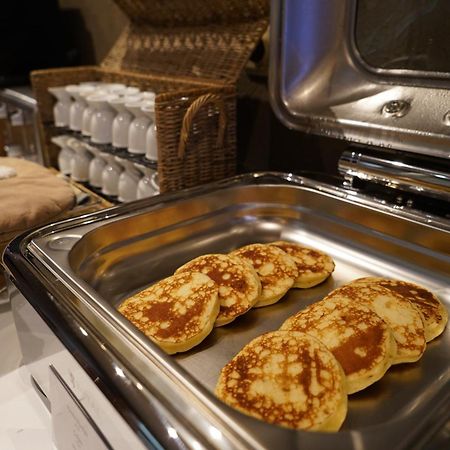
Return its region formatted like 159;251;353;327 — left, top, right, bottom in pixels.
48;82;160;200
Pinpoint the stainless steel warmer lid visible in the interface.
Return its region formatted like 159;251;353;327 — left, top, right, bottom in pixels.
269;0;450;159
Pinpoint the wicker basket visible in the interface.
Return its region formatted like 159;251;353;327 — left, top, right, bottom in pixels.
31;0;268;193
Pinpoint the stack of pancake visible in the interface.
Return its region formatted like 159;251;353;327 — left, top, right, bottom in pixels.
216;277;447;431
117;239;447;432
118;241;334;354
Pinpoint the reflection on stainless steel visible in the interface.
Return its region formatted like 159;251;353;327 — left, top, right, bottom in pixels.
355;0;450;74
339;150;450;201
269;0;450;158
4;173;450;450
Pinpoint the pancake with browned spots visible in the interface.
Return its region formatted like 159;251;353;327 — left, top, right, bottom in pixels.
352;277;447;342
175;254;261;326
324;283;426;364
270;241;335;288
281;299;397;394
216;331;347;431
230;244;298;307
118;272;219;354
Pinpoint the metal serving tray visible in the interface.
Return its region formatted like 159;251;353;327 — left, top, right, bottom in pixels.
6;173;450;450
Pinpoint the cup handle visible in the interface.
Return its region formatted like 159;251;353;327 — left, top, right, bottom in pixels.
177;93;227;159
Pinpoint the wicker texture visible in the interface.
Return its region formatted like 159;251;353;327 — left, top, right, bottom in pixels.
157;87;236;192
113;0;268;26
31;0;269;193
102;20;268;83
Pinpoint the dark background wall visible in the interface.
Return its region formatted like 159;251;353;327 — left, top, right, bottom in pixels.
58;0;127;64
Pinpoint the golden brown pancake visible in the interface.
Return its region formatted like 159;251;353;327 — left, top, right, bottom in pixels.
270;241;335;288
216;331;347;431
281;299;397;394
118;272;219;354
324;283;426;364
352;277;448;342
175;254;261;326
230;244;298;307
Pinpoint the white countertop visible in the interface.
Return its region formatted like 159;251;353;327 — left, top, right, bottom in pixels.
0;295;53;450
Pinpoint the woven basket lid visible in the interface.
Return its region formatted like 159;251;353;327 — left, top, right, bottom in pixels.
102;0;269;84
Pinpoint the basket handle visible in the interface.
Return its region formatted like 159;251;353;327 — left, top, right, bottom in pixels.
178;93;227;159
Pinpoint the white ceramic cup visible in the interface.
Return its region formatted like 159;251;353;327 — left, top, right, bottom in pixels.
87;93;118;144
126;100;155;154
102;83;126;94
135;164;159;199
109;94;141;148
141;91;156;101
101;152;123;196
79;81;105;87
81;88;109;136
48;87;72;127
51;135;74;175
142;103;158;161
68;138;93;182
66;85;95;132
86;144;107;188
112;86;140;96
117;157;142;202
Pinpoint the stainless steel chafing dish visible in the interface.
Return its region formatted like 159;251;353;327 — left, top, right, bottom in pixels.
4;172;450;449
4;0;450;449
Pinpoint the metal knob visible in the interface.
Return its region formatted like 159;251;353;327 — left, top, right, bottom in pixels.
381;100;410;118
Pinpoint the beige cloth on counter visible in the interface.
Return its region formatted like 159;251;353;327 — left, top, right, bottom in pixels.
0;157;75;264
